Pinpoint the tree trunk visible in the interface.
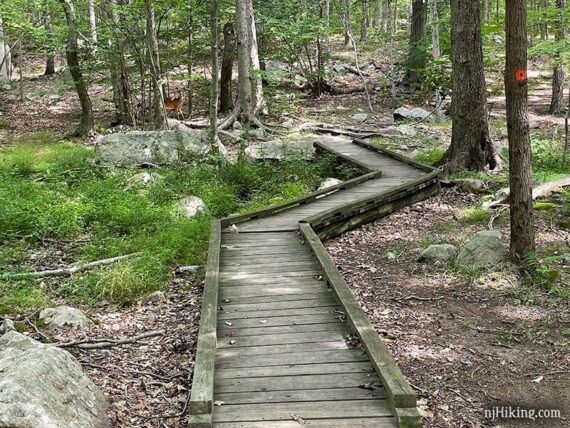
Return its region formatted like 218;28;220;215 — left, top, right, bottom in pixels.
540;0;548;40
43;9;56;75
209;0;219;149
88;0;98;55
232;0;254;125
549;0;565;114
344;0;351;46
484;0;490;22
58;0;95;137
144;0;167;130
443;0;497;172
187;15;194;118
405;0;428;86
220;22;235;113
430;0;440;58
361;0;369;42
0;18;10;81
372;0;382;28
108;0;132;126
505;0;535;261
324;0;331;54
246;0;264;115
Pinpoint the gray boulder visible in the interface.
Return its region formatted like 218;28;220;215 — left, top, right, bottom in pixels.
394;107;432;121
418;244;458;264
0;331;108;428
95;129;210;166
457;231;508;269
318;178;343;191
178;196;207;219
39;306;93;329
245;139;315;161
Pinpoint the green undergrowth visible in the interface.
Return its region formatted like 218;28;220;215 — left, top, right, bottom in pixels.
0;132;354;313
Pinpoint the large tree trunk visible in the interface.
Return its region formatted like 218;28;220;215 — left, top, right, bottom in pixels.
549;0;566;114
404;0;428;86
324;0;331;54
246;0;264;115
220;22;235;113
187;15;194;118
505;0;535;261
209;0;219;149
88;0;98;55
372;0;382;28
58;0;95;137
232;0;254;125
144;0;167;130
442;0;497;172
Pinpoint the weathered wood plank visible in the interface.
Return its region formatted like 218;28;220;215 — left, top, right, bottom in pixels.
189;220;222;417
215;418;398;428
300;223;417;411
218;297;339;313
218;306;343;320
218;321;343;337
216;361;374;379
217;313;340;329
216;349;368;368
215;387;384;404
219;283;330;299
218;329;345;348
215;373;383;393
213;400;393;422
215;341;351;358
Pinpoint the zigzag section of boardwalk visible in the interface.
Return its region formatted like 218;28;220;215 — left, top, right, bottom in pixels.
188;139;441;428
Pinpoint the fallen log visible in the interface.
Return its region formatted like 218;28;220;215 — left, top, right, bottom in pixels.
55;330;166;349
484;175;570;208
1;253;142;280
299;122;396;139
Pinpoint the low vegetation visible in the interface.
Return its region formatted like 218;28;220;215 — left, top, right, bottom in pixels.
0;132;354;313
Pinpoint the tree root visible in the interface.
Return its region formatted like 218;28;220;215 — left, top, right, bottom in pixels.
55;330;166;349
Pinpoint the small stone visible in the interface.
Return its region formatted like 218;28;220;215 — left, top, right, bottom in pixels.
145;291;167;303
318;178;343;191
351;113;368;122
394;107;432;121
39;306;93;329
232;121;243;131
124;172;164;191
0;319;15;334
454;179;488;194
177;196;207;219
396;125;417;137
418;244;458;264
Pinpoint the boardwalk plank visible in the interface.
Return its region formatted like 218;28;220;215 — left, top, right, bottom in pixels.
215;418;398;428
216;349;368;368
213;400;392;422
216;361;374;379
215;387;383;404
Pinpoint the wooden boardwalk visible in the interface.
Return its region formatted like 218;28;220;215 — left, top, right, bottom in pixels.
189;139;441;427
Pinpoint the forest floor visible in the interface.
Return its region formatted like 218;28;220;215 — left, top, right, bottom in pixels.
1;49;569;427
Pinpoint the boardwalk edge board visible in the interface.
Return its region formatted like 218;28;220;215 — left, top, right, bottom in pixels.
299;223;422;428
189;140;439;427
188;220;222;426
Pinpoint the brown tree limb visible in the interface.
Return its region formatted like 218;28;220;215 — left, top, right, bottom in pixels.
55;330;166;349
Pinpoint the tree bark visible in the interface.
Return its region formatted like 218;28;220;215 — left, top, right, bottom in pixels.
405;0;428;86
505;0;535;261
344;0;351;46
187;15;194;117
549;0;565;114
246;0;264;115
209;0;219;149
58;0;95;137
0;18;10;80
144;0;167;130
88;0;98;55
361;0;369;42
442;0;497;172
232;0;253;125
108;0;132;126
220;22;235;113
43;8;56;75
